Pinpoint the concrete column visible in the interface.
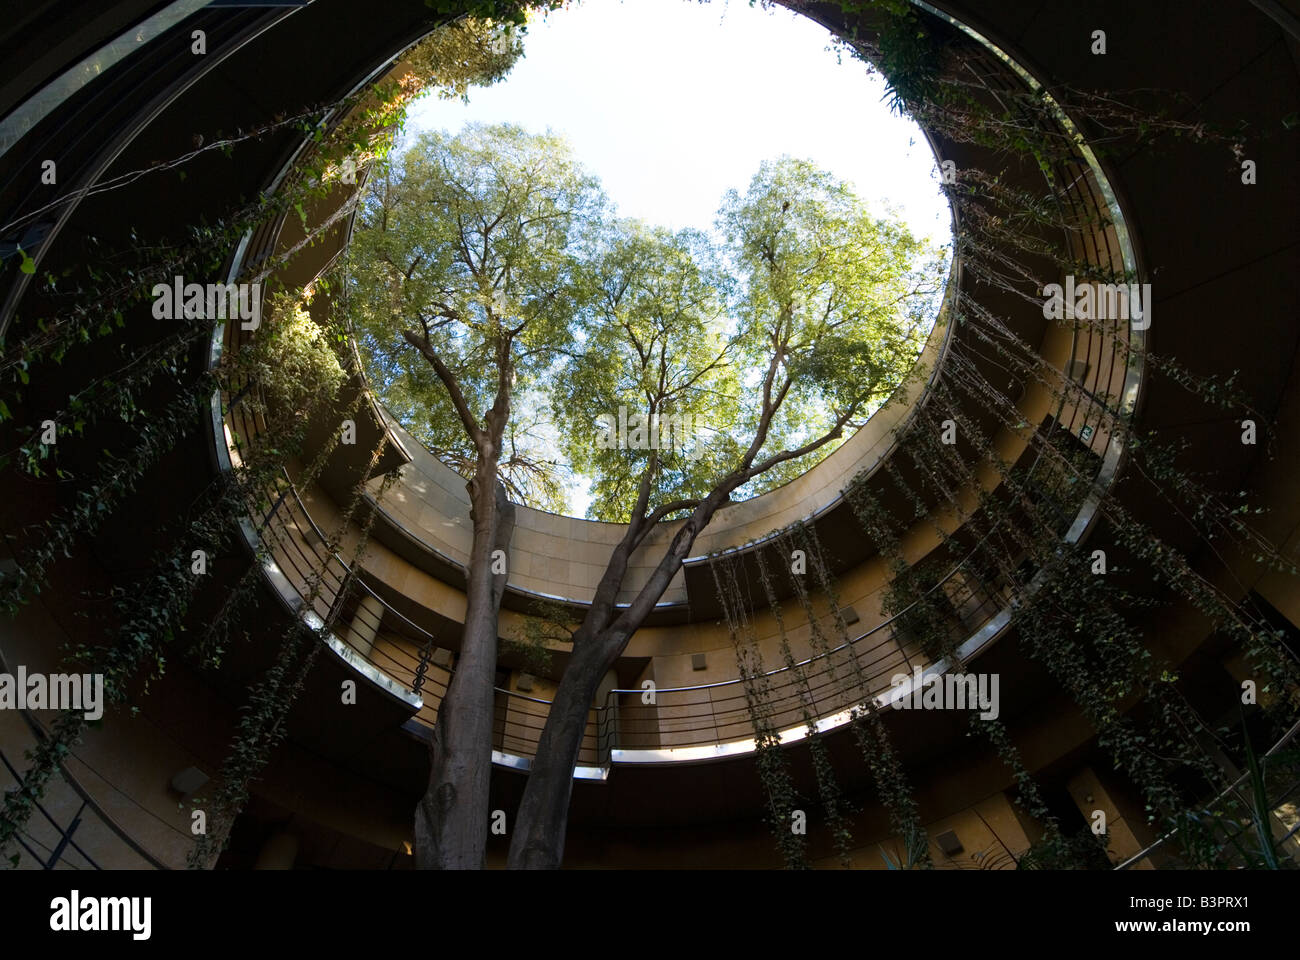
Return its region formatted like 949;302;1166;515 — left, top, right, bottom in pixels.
1066;766;1153;869
343;593;384;660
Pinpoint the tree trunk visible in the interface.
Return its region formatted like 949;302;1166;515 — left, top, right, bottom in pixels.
508;503;720;868
505;639;614;868
415;478;514;869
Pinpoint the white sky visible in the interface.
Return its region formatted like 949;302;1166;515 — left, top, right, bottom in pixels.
405;0;952;246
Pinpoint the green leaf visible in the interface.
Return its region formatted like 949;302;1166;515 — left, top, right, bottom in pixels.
1241;715;1281;869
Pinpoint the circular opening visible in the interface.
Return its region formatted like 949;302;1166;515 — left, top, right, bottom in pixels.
343;0;954;522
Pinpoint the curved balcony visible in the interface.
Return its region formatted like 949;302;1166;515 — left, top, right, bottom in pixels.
202;0;1147;781
0;0;1293;875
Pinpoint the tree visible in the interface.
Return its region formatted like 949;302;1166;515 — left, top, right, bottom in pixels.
404;16;527;104
506;156;946;867
558;221;740;520
345;122;603;868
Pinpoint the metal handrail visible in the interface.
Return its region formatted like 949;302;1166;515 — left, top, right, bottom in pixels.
1113;719;1300;870
225;376;1082;767
205;0;1141;771
0;747;99;869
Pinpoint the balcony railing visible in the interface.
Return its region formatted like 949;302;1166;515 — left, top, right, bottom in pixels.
0;739;168;870
205;0;1142;778
222;391;1028;772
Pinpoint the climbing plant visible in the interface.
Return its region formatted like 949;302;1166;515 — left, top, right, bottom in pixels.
693;0;1300;872
0;13;533;861
710;552;809;868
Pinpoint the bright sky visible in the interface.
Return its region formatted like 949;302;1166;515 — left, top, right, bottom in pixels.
405;0;953;246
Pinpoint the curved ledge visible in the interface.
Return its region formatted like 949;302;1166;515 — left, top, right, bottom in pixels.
204;0;1146;774
372;273;956;608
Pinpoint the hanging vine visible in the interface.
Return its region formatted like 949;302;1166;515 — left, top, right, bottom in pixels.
783;521;933;867
187;435;401;869
0;15;531;856
753;543;855;865
709;551;809;869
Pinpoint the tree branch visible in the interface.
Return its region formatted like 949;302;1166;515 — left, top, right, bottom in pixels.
402;328;485;447
631;497;701;552
741;401;860;484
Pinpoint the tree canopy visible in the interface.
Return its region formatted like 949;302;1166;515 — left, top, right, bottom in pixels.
405;16;528;103
346;123;604;511
344;125;947;520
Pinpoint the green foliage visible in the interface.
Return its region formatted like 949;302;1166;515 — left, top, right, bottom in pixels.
1016;828;1112;870
0;8;459;846
710;553;809;869
245;290;346;418
349;125;945;522
188;450;398;868
345;122;603;512
423;0;559;28
504;596;578;674
8;0;1299;873
878;819;929;869
557;222;739;521
1165;725;1299;870
714;157;945;493
406;15;527;102
837;0;950;115
754;544;855;865
1241;718;1281;869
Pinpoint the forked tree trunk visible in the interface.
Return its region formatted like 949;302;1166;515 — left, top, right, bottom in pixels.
505;638;613;868
508;372;836;868
508;504;719;869
415;477;514;869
